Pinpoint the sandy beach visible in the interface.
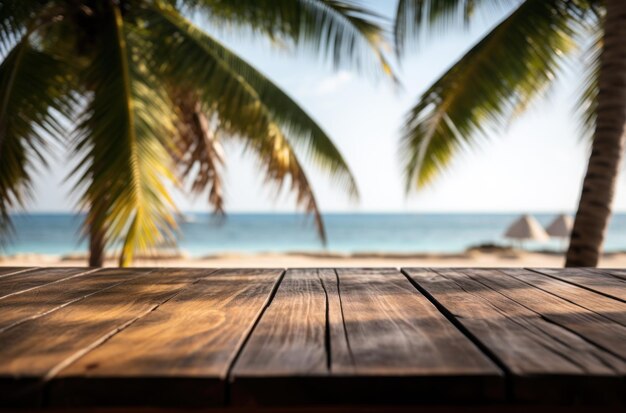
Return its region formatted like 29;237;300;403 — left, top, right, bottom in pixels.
3;248;626;268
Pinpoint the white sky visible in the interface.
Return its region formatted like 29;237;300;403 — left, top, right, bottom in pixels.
25;1;626;213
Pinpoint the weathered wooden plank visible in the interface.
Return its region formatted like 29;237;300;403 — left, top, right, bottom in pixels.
0;268;154;333
330;268;502;404
532;268;626;302
0;267;38;278
232;269;327;376
500;268;626;327
0;267;97;300
232;268;503;406
334;268;499;374
320;269;352;374
0;268;212;407
466;268;626;361
404;268;626;405
595;268;626;282
230;269;328;405
1;266;622;409
49;268;282;408
332;269;504;404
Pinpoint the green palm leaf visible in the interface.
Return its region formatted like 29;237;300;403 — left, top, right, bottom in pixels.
144;4;357;240
171;91;226;213
576;25;602;141
147;3;359;199
71;3;178;266
1;0;392;265
394;0;510;56
400;0;581;190
0;35;72;243
0;0;44;52
242;122;329;244
185;0;394;78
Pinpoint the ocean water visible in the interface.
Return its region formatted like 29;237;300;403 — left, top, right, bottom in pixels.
3;213;626;257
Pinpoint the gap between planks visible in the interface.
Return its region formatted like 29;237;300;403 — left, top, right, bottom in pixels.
43;269;221;383
400;268;515;401
402;268;626;405
222;268;287;405
0;268;159;334
527;268;626;303
0;268;101;301
3;267;622;408
230;268;503;405
0;267;40;278
461;269;626;362
45;268;285;409
0;268;220;408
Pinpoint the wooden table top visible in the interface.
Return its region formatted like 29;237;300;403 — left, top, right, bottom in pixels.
0;266;624;411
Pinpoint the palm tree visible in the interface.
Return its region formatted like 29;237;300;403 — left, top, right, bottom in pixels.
0;0;393;266
566;0;626;266
394;0;624;267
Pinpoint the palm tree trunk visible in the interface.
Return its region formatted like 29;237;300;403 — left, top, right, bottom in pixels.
89;224;105;267
565;0;626;267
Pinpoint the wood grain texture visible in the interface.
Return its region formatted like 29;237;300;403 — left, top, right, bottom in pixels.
405;268;626;404
331;268;503;404
0;268;153;333
0;268;97;300
231;269;328;405
319;269;352;374
407;269;626;404
232;269;326;376
0;267;623;409
465;268;626;361
232;268;503;406
0;267;37;278
0;268;211;407
532;268;626;302
598;269;626;282
49;268;282;408
500;268;626;327
333;268;498;374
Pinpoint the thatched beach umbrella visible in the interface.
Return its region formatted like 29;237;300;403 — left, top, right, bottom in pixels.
546;214;574;238
504;214;549;246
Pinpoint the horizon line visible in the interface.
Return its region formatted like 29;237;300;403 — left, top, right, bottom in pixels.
9;210;626;215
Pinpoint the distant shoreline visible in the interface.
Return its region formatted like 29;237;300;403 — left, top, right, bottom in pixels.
5;244;626;261
5;213;626;261
3;247;626;268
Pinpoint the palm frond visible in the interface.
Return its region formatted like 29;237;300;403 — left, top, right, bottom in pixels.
394;0;512;56
141;3;354;240
171;91;225;213
401;0;580;191
146;3;359;198
576;24;602;142
0;0;36;53
0;0;62;56
71;3;178;266
243;123;328;244
0;35;73;244
182;0;394;78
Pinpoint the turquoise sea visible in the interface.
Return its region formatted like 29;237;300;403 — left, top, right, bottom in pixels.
3;213;626;257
